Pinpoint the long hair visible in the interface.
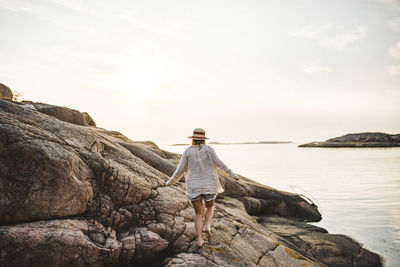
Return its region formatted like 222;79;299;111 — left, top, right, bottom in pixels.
192;139;205;150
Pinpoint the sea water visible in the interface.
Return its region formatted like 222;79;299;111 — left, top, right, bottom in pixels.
161;143;400;267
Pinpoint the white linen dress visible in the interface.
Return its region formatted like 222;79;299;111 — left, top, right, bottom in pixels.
166;145;238;200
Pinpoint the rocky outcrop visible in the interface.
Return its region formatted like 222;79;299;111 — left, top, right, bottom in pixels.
0;220;121;266
21;101;96;126
0;99;382;266
299;132;400;147
259;216;381;267
0;83;13;100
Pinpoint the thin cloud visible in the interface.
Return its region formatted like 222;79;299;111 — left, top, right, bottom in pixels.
0;0;187;39
322;26;367;49
0;0;45;14
368;0;400;9
388;17;400;32
386;64;400;75
293;23;334;39
299;62;333;74
293;24;367;49
388;41;400;59
386;41;400;74
45;0;85;10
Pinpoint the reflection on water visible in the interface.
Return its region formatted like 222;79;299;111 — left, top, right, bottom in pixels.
162;143;400;267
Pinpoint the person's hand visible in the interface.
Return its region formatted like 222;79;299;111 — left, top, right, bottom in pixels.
165;180;172;186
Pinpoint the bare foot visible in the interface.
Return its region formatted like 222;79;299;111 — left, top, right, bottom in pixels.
204;228;212;239
197;238;204;247
198;240;204;247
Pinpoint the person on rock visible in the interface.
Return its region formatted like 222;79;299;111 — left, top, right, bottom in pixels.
165;128;239;247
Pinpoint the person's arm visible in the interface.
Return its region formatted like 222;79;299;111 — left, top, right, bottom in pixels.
208;147;239;180
166;151;188;186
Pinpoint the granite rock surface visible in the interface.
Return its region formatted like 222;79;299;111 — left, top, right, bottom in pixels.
0;99;382;266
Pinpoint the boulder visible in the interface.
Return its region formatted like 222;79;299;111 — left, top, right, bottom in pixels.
0;83;13;100
0;99;382;266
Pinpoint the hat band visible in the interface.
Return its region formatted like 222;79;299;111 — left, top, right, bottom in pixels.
193;131;205;135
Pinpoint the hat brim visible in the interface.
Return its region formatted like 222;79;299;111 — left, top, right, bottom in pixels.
187;136;209;140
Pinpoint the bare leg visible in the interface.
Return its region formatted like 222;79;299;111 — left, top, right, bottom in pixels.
204;200;215;238
194;213;204;246
192;198;204;247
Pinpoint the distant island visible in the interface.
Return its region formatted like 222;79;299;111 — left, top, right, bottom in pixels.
172;141;292;146
299;132;400;147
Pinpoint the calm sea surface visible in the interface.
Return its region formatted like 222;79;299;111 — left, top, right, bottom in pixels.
161;143;400;267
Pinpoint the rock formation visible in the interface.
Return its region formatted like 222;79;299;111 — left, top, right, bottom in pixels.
299;132;400;147
0;83;13;100
0;99;382;266
21;101;96;127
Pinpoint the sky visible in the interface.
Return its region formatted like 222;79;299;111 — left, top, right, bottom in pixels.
1;0;399;145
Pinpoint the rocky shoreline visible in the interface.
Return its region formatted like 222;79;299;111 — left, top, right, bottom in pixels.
299;132;400;148
0;98;383;266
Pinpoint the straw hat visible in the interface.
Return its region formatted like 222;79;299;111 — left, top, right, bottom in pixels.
188;128;209;140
